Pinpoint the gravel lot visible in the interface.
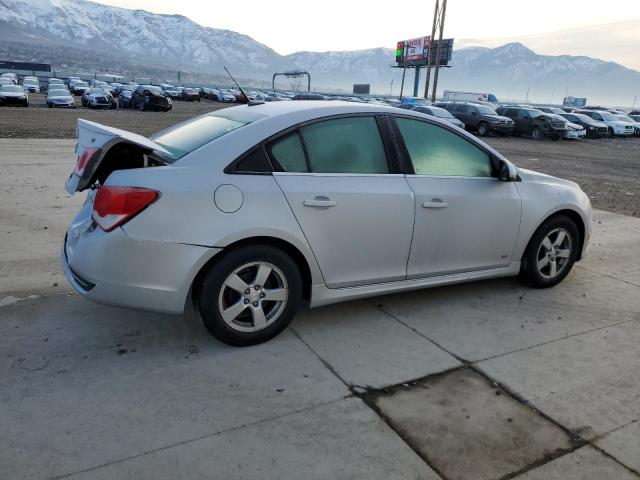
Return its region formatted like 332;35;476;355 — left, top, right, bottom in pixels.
2;94;638;217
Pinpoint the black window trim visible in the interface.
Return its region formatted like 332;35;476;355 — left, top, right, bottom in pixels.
225;112;413;176
388;113;503;178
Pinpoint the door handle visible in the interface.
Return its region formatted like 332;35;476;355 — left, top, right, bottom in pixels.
304;197;336;208
422;199;448;209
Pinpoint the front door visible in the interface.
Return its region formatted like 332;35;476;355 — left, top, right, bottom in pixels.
392;116;522;278
269;116;415;288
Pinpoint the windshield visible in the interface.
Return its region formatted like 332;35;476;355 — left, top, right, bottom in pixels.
571;113;592;123
23;80;38;85
599;112;617;121
49;89;69;96
142;86;163;95
526;109;544;118
1;85;24;92
150;114;250;159
476;105;497;115
548;114;567;122
430;107;454;118
617;115;634;122
75;82;89;88
89;88;106;94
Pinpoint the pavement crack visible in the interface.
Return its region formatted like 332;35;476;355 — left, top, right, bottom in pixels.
49;396;348;480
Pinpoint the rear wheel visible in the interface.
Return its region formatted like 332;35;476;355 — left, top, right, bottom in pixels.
198;245;302;346
520;215;579;288
477;122;489;136
139;101;145;112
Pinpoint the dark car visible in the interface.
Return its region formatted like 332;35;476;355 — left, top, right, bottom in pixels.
538;106;566;115
443;102;514;136
292;93;326;101
559;112;608;138
118;89;134;108
132;85;172;112
496;107;567;140
81;87;117;109
180;88;200;102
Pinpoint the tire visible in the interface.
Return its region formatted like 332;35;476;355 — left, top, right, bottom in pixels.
607;127;614;138
531;126;542;140
198;245;303;346
139;101;145;112
47;103;52;108
520;215;579;288
476;122;489;136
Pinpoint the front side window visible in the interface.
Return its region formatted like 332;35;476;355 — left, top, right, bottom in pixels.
301;117;389;174
395;118;492;177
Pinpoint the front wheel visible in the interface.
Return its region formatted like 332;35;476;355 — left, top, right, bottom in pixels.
607;127;614;138
139;101;145;112
477;122;489;136
198;245;303;346
531;126;542;140
520;215;579;288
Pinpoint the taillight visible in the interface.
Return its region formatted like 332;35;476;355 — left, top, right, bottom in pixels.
92;186;159;232
75;147;100;176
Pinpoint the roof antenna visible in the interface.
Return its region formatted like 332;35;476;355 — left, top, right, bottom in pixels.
224;66;264;106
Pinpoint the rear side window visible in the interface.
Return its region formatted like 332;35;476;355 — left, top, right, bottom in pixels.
395;118;492;177
150;114;249;160
230;147;271;173
269;132;308;172
301;117;389;174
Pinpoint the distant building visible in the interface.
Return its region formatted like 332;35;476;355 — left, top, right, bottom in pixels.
0;60;51;72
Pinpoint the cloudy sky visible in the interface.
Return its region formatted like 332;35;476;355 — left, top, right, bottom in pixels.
98;0;640;68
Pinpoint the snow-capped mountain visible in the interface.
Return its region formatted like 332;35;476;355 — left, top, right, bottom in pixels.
1;0;639;105
0;0;280;73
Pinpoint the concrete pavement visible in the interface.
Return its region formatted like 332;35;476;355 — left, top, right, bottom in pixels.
1;139;639;479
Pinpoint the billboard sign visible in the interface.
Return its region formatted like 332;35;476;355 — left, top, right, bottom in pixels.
396;36;430;63
395;38;454;67
563;96;587;107
353;84;370;95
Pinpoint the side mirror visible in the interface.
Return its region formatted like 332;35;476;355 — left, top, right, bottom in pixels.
497;160;518;182
471;111;477;115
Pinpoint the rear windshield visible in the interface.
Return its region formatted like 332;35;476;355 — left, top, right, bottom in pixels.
150;114;250;159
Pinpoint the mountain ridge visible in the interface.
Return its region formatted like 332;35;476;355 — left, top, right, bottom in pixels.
1;0;639;105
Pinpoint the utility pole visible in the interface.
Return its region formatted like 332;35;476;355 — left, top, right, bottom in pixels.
525;87;530;104
633;96;637;109
423;0;439;99
399;41;408;100
430;0;448;103
390;77;394;97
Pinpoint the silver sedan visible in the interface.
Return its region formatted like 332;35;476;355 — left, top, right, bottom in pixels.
62;101;592;345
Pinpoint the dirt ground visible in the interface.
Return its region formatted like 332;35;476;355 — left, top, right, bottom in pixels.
1;94;639;217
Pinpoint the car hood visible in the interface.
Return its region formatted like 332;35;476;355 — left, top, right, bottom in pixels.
517;168;580;190
611;120;632;127
0;92;26;97
482;114;512;122
49;94;73;100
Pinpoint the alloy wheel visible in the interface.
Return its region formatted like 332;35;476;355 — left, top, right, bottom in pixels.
217;262;289;333
536;228;572;279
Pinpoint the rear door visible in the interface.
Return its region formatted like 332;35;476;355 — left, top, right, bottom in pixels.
271;115;415;288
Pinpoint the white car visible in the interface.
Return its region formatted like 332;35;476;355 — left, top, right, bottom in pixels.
46;88;75;108
22;77;40;93
615;115;640;136
564;121;586;139
62;102;592;346
575;110;634;137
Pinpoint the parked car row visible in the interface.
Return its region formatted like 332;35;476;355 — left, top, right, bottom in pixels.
398;99;639;140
